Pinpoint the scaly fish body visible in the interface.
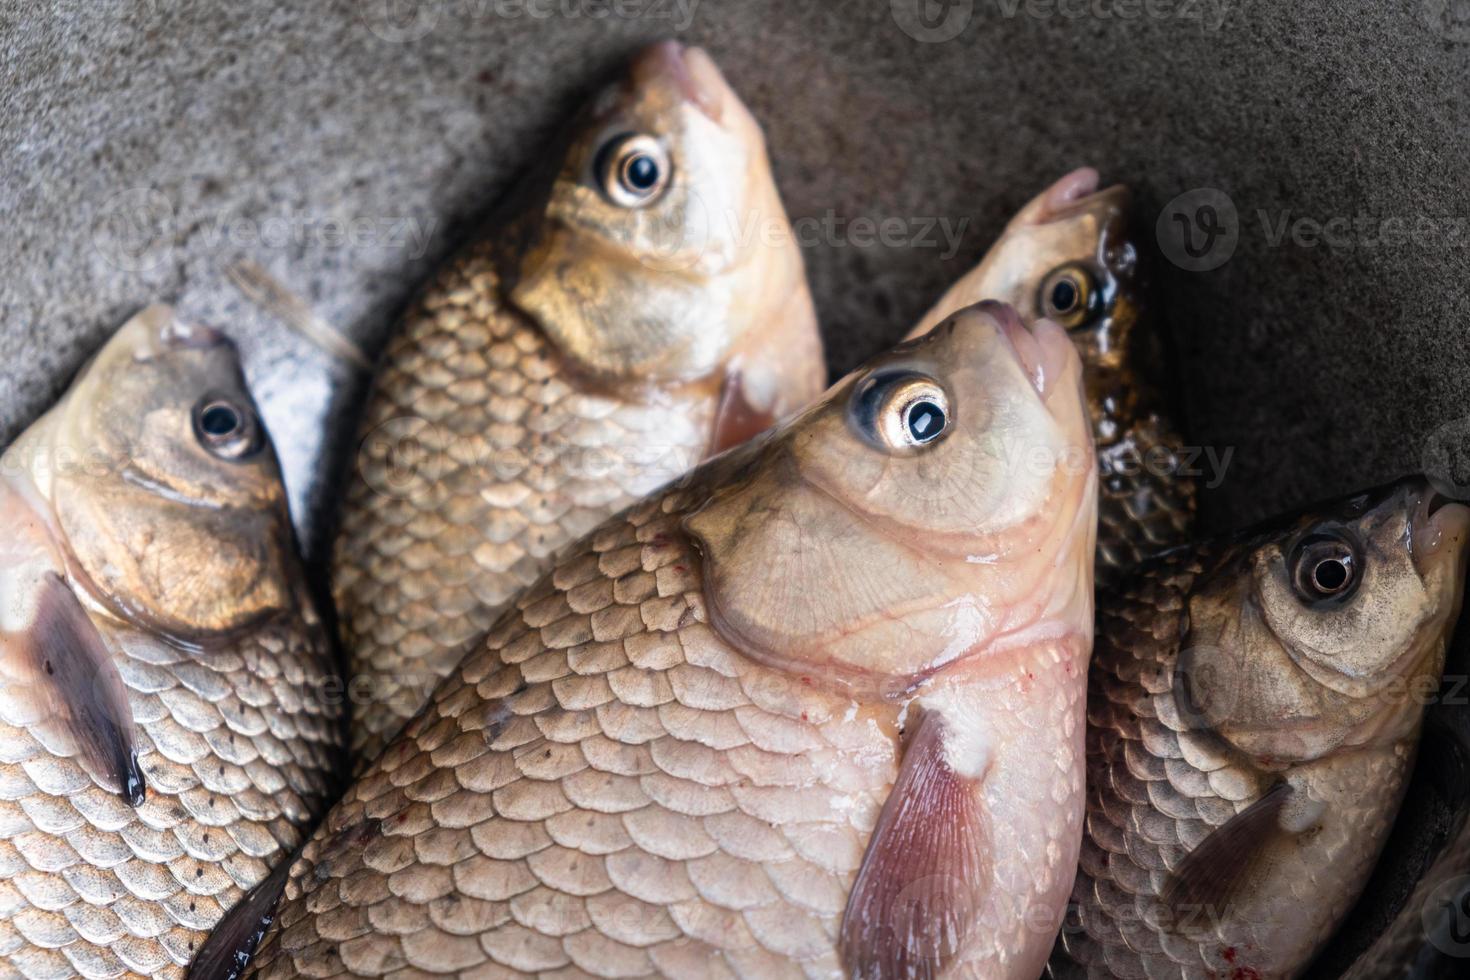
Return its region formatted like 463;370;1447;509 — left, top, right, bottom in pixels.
232;303;1097;979
0;307;341;979
1050;482;1470;980
911;168;1195;580
333;41;825;768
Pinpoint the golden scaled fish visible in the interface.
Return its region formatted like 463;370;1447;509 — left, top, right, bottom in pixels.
210;302;1096;980
334;40;825;768
911;168;1195;581
1048;480;1470;980
0;307;341;979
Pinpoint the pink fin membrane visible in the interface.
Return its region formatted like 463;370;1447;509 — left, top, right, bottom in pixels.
840;710;988;979
25;574;145;806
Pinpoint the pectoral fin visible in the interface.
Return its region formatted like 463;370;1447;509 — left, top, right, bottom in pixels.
25;573;145;806
840;711;988;980
709;370;776;458
187;855;292;979
1161;779;1291;930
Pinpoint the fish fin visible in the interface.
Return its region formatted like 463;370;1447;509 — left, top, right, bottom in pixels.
1161;779;1291;931
840;711;988;980
187;855;292;980
26;573;145;806
709;371;775;458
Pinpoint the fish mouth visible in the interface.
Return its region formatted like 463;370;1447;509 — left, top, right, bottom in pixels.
973;300;1073;399
629;40;726;124
1023;167;1131;227
119;305;230;361
1411;478;1470;573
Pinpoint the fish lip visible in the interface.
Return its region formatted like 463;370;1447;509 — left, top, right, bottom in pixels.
629;40;725;123
122;305;231;360
972;300;1072;399
1410;476;1470;573
1024;167;1131;227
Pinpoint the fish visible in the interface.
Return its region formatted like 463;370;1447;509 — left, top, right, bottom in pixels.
0;306;342;979
1327;699;1470;980
205;301;1097;979
332;40;826;769
1047;479;1470;980
910;167;1195;582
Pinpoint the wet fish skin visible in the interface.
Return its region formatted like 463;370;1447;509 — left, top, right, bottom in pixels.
0;307;342;979
1331;700;1470;980
912;168;1195;582
1049;481;1470;980
238;303;1097;979
333;41;824;769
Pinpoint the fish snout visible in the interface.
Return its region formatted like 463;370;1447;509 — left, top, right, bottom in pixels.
116;306;231;361
947;300;1074;399
630;40;726;124
1410;478;1470;573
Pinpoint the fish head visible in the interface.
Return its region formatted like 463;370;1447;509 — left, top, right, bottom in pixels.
911;168;1153;445
1178;480;1470;763
686;301;1096;699
35;306;297;641
509;41;823;419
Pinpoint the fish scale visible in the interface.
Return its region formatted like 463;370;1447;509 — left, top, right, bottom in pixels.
334;241;716;767
0;613;338;980
257;484;1061;979
1050;521;1456;980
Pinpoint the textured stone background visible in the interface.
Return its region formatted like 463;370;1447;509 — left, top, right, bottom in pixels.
5;0;1470;968
7;0;1470;558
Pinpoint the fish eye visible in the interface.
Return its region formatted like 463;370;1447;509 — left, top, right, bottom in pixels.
193;396;261;461
1288;530;1361;605
1039;264;1100;329
595;133;670;208
849;371;951;452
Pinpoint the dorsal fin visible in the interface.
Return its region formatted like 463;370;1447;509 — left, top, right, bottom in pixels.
25;573;145;806
188;855;292;979
1161;779;1291;931
840;710;989;979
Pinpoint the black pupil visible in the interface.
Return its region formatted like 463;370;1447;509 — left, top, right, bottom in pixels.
1051;278;1079;313
906;400;945;443
201;404;240;437
1313;557;1350;592
624;153;659;191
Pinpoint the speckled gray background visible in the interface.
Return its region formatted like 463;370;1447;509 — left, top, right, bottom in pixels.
4;0;1470;970
7;0;1470;559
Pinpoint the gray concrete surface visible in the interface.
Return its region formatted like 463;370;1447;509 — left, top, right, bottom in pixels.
5;3;1470;967
7;0;1470;560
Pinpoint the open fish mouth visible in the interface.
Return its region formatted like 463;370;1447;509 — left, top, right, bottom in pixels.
1412;478;1470;572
